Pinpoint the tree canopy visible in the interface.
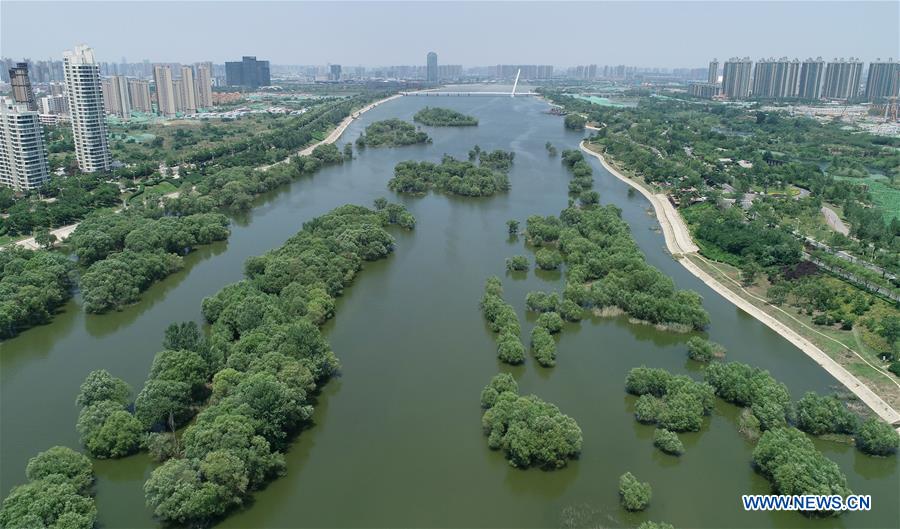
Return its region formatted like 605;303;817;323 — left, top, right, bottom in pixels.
413;107;478;126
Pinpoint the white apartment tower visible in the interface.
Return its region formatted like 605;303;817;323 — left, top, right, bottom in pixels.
105;75;131;118
0;99;51;191
179;66;197;114
128;79;152;112
153;65;176;116
63;45;111;173
195;62;213;109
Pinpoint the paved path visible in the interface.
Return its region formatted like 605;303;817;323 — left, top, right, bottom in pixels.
821;205;850;235
580;141;900;427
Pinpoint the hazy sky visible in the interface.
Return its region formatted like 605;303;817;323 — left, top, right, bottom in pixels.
2;1;898;67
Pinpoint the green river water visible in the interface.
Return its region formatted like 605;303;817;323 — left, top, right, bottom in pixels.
1;92;897;529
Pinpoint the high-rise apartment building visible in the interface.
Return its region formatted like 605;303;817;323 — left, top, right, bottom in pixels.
40;95;69;115
63;45;111;173
329;64;342;81
9;63;38;111
688;82;720;99
426;52;438;83
101;76;131;118
751;58;800;99
153;65;176;116
225;56;270;88
864;59;900;102
822;58;863;100
0;99;50;191
722;57;753;99
128;79;152;112
172;79;185;113
194;62;213;109
179;66;197;113
708;59;719;84
798;58;825;100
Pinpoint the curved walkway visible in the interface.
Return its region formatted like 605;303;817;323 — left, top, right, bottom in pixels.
580;141;900;427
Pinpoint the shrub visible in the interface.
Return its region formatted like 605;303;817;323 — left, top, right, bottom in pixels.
506;255;529;271
653;428;684;455
535;248;563;270
686;336;725;362
855;418;899;456
618;472;651;511
531;326;557;367
795;392;858;436
536;312;564;334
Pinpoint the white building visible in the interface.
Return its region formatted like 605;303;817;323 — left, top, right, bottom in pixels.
153;65;176;116
102;75;131;118
179;66;197;114
40;94;69;115
195;62;213;109
128;79;152;112
0;99;50;191
63;44;111;173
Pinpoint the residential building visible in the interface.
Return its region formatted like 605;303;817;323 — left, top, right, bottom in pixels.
101;76;131;118
329;64;342;81
751;58;800;99
822;58;863;100
194;62;213;109
426;52;438;83
8;63;38;111
0;99;50;191
864;59;900;102
688;82;720;99
224;56;270;88
40;94;69;115
128;79;152;112
708;59;718;84
798;58;825;99
722;57;753;99
179;66;197;113
153;64;176;116
63;45;111;173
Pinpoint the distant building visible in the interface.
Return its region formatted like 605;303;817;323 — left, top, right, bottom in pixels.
63;45;111;173
102;75;131;118
722;57;753;99
179;66;197;113
438;64;463;80
128;79;152;112
40;94;69;115
426;52;438;83
798;58;825;99
708;59;718;84
329;64;342;81
0;99;50;191
864;59;900;102
688;82;720;99
9;63;38;111
822;58;863;100
194;62;213;109
495;65;554;80
153;65;176;116
751;58;799;99
225;56;271;88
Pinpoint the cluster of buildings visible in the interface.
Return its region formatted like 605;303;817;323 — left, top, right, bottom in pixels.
689;57;899;102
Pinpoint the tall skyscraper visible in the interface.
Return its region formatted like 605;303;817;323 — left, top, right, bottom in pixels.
0;99;50;191
864;59;900;102
63;45;111;173
751;58;799;99
179;66;197;113
153;65;176;116
128;79;152;112
101;76;131;117
194;62;213;109
329;64;342;81
708;59;719;84
426;52;438;83
225;56;270;88
9;63;38;111
722;57;753;99
798;58;825;100
822;58;863;100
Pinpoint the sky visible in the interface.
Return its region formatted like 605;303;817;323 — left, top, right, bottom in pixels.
2;1;898;67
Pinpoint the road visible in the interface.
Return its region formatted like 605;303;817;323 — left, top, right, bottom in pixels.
821;205;850;235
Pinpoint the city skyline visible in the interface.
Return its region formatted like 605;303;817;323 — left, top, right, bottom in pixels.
2;1;897;67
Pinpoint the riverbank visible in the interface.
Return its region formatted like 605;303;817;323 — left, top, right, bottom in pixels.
580;141;900;427
263;93;403;170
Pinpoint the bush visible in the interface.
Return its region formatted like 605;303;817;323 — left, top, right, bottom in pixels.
535;248;563;270
855;417;899;456
564;113;587;130
618;472;651;511
558;299;584;322
638;523;676;529
526;291;560;313
625;367;714;432
531;326;557;367
481;375;582;469
686;336;725;362
653;428;684;455
77;401;143;458
704;361;793;430
506;255;529;271
795;392;858;436
497;331;526;365
536;312;564;334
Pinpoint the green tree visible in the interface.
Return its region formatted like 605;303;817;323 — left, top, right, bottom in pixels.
653;428;685;455
535;248;562;270
795;392;858;436
34;227;57;249
76;401;143;458
686;336;725;362
163;321;206;353
537;312;564;334
564;113;587;130
531;326;557;367
619;472;652;511
75;369;132;408
506;219;520;234
506;255;529;271
134;379;194;430
855;417;899;456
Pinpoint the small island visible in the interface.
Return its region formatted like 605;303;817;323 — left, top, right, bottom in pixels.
413;106;479;126
389;148;514;197
356;119;431;148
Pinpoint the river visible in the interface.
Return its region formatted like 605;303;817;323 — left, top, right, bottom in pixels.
1;92;897;529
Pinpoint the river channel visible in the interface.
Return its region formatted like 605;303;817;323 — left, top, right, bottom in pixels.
1;90;897;529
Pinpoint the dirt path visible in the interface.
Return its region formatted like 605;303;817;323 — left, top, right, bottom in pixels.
821;205;850;236
580;141;900;427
